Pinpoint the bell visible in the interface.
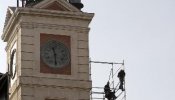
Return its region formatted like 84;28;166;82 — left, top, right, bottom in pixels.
69;0;84;10
69;0;81;3
25;0;43;7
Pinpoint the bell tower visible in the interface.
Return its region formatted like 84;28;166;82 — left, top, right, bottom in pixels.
2;0;94;100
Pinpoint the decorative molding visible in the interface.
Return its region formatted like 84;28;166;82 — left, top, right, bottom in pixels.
20;22;90;32
5;25;20;51
2;7;94;42
33;0;79;12
18;7;93;20
19;76;92;89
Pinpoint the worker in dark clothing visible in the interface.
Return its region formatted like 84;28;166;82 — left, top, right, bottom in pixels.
104;82;116;100
117;70;125;91
104;81;110;98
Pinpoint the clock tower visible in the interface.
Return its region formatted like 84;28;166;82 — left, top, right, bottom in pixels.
2;0;94;100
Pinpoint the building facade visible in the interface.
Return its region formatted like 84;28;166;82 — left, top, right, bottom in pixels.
2;0;94;100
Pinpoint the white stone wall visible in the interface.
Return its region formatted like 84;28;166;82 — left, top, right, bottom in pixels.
3;7;94;100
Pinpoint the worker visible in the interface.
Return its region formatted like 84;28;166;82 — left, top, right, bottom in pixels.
117;70;125;91
104;81;110;98
104;82;116;100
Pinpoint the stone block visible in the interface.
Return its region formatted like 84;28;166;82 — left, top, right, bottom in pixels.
21;86;34;96
78;40;88;49
78;57;89;65
21;95;34;100
78;49;89;57
21;28;35;37
78;72;90;81
79;90;91;100
21;52;33;61
21;44;34;53
20;77;33;85
21;35;34;44
78;64;89;73
78;33;88;41
21;60;34;69
21;68;33;76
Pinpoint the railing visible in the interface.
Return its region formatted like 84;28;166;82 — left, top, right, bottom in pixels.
89;60;126;100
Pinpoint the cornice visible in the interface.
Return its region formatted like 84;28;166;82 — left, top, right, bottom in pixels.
2;7;94;42
2;8;20;42
18;7;94;20
20;75;92;89
20;22;90;32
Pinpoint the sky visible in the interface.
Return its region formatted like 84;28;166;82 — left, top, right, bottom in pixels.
0;0;175;100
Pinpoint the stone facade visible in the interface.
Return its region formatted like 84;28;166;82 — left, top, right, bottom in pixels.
2;0;94;100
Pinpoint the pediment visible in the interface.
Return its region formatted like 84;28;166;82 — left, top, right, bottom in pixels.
33;0;80;12
3;7;16;31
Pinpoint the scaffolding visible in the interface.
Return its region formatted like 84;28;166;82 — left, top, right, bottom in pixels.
89;60;126;100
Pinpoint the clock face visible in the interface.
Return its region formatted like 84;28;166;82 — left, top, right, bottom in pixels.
9;42;17;87
10;49;16;79
41;40;70;68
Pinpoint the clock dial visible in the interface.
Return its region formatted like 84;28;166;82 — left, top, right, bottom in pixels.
10;42;17;87
41;40;70;68
10;49;16;79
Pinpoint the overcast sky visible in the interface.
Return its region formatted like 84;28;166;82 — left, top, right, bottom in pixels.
0;0;175;100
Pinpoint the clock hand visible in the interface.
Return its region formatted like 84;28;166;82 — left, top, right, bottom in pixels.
52;47;57;66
